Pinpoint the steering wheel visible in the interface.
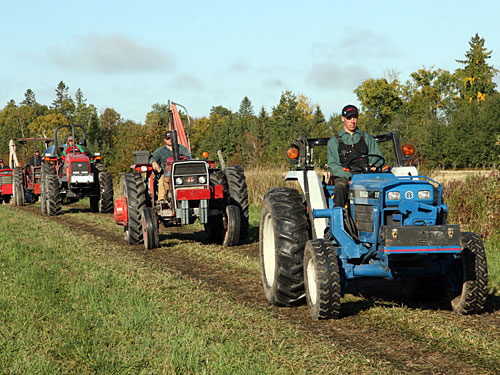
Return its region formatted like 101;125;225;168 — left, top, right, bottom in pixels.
346;153;386;173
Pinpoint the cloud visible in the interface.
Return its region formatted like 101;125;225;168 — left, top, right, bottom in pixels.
49;33;175;73
310;28;399;60
307;63;371;90
170;73;204;91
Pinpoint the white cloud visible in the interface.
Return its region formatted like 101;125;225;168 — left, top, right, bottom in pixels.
49;33;175;73
307;63;371;90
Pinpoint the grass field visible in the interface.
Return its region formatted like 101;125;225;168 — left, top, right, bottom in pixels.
0;167;499;374
1;201;499;374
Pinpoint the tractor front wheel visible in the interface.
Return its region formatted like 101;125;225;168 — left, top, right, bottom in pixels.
259;187;308;307
122;172;146;244
205;204;241;246
304;239;341;320
98;171;114;213
142;207;159;249
12;167;25;206
46;168;62;216
448;232;488;314
225;165;249;241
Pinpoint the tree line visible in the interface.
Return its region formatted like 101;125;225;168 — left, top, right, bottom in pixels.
1;33;499;172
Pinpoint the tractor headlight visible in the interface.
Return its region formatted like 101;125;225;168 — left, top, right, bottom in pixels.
140;166;148;172
418;190;431;199
198;176;206;184
387;191;400;200
175;177;183;185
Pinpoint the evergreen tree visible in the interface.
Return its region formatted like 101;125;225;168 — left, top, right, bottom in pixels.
456;33;498;103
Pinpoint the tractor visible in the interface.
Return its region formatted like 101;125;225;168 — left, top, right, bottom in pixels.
260;131;488;320
40;124;114;215
114;102;249;249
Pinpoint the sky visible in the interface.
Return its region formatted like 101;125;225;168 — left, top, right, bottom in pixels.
1;0;500;123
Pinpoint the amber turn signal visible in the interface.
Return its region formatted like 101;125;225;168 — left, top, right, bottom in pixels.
401;143;415;157
287;147;299;159
202;151;209;159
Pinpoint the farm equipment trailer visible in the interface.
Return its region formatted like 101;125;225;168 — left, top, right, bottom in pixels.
260;132;488;320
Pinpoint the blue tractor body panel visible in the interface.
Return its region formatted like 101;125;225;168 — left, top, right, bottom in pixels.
314;172;461;283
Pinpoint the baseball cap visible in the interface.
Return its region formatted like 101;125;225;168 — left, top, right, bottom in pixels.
67;136;73;142
342;105;359;118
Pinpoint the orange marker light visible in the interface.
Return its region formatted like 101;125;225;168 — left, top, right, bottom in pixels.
401;143;415;157
202;151;209;159
287;147;299;159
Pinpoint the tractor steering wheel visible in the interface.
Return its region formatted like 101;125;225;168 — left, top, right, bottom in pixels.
346;153;386;173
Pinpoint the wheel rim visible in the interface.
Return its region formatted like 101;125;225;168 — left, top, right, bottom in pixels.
306;257;318;306
262;212;276;286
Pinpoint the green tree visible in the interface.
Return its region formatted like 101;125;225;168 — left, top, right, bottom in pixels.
52;81;75;120
354;77;403;128
456;33;498;103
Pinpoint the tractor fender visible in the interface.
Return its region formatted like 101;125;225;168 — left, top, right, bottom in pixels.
285;170;327;239
114;196;128;226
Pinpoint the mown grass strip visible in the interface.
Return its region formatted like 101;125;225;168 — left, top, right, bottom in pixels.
0;205;400;375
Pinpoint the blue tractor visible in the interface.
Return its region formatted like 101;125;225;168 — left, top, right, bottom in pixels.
259;132;488;320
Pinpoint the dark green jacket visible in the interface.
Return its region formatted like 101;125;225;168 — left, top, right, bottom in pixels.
150;145;191;169
327;128;383;179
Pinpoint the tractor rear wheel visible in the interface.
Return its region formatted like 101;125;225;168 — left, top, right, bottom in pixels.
208;169;229;209
260;187;308;306
12;167;25;206
448;232;488;314
122;172;146;244
46;169;62;216
304;239;341;320
142;207;159;249
225;165;249;241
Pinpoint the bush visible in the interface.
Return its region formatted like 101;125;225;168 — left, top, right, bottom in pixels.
443;169;500;240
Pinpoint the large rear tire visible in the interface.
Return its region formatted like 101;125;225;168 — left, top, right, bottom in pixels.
225;165;249;241
304;239;341;320
12;167;25;206
122;172;146;244
142;207;159;250
448;232;488;314
260;187;309;306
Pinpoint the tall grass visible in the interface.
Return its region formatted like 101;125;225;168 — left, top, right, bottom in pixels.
244;165;294;205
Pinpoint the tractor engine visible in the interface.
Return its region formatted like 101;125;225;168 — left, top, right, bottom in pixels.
64;153;94;185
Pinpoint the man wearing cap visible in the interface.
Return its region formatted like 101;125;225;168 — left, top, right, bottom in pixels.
62;136;84;156
29;149;42;168
151;132;191;201
327;104;384;208
0;159;8;169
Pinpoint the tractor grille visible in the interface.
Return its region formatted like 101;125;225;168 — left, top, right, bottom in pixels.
354;204;373;232
0;175;12;185
71;162;90;174
173;161;207;176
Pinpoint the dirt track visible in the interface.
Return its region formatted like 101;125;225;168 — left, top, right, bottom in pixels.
19;203;500;375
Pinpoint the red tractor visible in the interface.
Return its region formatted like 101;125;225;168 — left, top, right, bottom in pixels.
114;102;249;249
40;124;114;215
